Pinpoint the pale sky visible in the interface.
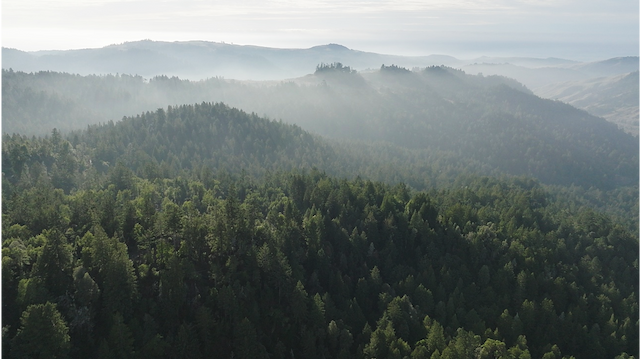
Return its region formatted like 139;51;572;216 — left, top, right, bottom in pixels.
2;0;638;60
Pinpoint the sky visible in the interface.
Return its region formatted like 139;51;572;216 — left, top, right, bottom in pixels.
2;0;638;60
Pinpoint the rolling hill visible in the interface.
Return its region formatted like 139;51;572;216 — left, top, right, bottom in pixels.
2;97;638;358
4;40;636;84
2;41;465;81
3;66;637;192
535;71;639;135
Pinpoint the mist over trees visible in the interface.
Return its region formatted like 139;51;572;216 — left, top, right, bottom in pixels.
3;40;637;83
2;107;638;357
2;54;638;359
535;71;639;135
3;67;637;190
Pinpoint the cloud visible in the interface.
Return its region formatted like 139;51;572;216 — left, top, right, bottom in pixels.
2;0;637;59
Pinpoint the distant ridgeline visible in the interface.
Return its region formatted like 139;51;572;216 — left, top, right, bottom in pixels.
534;71;639;135
3;66;637;190
3;65;639;236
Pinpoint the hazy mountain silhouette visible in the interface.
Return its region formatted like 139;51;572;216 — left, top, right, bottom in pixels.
3;41;465;80
3;66;637;190
535;71;639;135
5;40;635;84
568;57;640;77
462;57;639;90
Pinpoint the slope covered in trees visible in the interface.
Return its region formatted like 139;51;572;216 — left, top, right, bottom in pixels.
3;67;637;192
4;99;637;231
2;141;638;358
2;102;638;358
244;65;637;190
2;64;640;238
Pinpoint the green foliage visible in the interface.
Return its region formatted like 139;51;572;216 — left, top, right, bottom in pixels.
3;165;638;358
11;302;70;359
1;96;638;359
5;68;637;193
33;229;73;297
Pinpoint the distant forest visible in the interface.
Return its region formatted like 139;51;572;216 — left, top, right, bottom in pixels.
3;67;637;189
2;63;638;358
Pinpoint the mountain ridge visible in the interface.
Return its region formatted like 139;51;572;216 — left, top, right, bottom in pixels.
4;40;636;82
535;71;639;135
3;66;637;192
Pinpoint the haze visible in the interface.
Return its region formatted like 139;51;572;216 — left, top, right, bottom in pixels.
2;0;638;60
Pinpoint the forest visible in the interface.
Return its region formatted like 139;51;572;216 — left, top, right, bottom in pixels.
4;67;636;186
2;97;638;358
1;57;638;359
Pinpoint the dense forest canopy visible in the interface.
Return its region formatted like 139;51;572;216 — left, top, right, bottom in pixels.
2;98;638;358
3;99;636;231
2;55;638;359
3;67;638;191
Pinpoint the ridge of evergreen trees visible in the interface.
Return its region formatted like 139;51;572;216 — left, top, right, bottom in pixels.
2;99;640;239
315;62;357;74
4;67;637;192
3;100;637;232
2;108;638;358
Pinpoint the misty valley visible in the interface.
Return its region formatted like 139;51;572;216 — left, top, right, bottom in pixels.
1;42;638;359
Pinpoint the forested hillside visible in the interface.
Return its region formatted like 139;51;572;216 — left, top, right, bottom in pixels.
2;102;640;359
2;98;640;235
0;100;546;201
2;110;638;357
3;67;638;192
2;62;638;359
242;65;637;190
